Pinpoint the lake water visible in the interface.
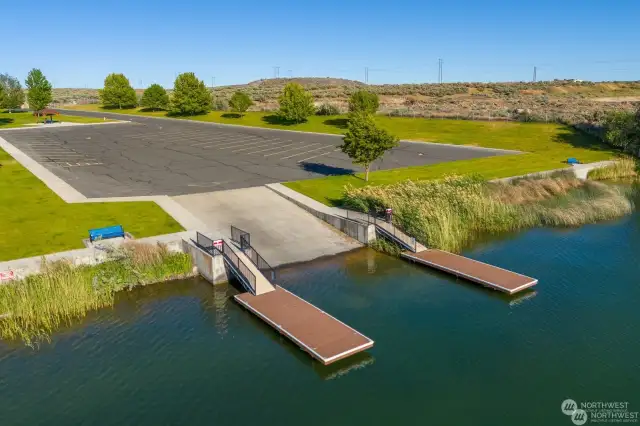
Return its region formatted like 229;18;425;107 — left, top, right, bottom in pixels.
1;211;639;425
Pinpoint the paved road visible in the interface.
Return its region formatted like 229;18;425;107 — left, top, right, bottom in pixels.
1;110;518;197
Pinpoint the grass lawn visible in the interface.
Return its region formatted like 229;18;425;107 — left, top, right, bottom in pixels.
0;111;109;129
0;148;184;261
66;105;618;205
284;123;617;205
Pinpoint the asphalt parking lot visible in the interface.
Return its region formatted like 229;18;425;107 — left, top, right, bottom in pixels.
0;112;517;198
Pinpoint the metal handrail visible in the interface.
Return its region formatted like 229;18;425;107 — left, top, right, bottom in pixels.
342;208;417;252
231;225;250;249
195;232;257;294
230;226;276;281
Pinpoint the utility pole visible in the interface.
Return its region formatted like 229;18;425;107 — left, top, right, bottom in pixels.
438;59;443;83
533;66;537;82
365;67;369;84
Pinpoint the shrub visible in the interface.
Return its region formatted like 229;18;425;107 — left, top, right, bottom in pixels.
212;97;228;111
277;83;315;123
349;90;379;114
228;91;253;116
316;103;340;115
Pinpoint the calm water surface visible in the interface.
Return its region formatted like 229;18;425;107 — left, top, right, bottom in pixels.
1;212;639;426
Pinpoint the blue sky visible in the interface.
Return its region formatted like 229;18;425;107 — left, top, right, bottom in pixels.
4;0;639;88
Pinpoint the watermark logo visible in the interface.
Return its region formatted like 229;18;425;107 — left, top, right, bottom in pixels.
563;399;579;416
561;398;638;424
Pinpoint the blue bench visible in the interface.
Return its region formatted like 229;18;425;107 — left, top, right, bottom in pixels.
89;225;125;242
567;157;580;165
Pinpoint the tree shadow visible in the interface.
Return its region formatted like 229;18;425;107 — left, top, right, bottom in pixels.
101;105;137;110
261;114;300;126
0;118;15;127
323;118;349;129
139;107;167;113
298;161;356;177
166;110;208;117
221;113;242;119
553;125;616;154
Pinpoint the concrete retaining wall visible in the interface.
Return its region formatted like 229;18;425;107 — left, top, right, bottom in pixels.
181;239;230;285
265;184;375;245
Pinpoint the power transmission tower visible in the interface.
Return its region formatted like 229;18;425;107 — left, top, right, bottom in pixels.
288;70;292;78
533;66;537;82
211;77;216;88
438;59;443;83
273;66;280;78
365;67;369;84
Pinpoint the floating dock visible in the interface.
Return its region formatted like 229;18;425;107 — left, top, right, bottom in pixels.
235;286;374;365
402;249;537;294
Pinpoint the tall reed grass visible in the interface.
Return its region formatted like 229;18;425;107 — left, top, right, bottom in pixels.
0;242;193;346
588;158;638;181
344;174;634;253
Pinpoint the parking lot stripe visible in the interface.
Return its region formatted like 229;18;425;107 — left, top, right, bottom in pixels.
232;140;291;153
263;143;320;157
297;148;342;163
218;138;278;150
245;142;297;154
212;136;265;148
280;145;335;160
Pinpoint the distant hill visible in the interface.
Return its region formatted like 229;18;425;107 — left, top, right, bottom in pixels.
53;77;640;124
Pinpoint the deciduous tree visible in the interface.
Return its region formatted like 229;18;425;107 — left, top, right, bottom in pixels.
0;73;25;110
277;83;315;123
340;111;399;181
99;73;137;109
348;90;379;114
140;84;169;111
228;91;253;116
169;72;211;115
25;69;53;116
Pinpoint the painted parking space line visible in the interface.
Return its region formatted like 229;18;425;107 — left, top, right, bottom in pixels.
199;137;259;149
232;140;291;153
245;142;297;154
280;145;335;160
61;162;104;167
212;136;266;148
218;138;279;150
297;148;342;163
263;143;320;157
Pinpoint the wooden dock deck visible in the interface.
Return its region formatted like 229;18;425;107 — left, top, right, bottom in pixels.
234;287;374;365
402;249;537;294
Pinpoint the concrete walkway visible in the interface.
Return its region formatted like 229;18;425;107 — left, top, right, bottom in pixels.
172;187;362;267
0;231;194;280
